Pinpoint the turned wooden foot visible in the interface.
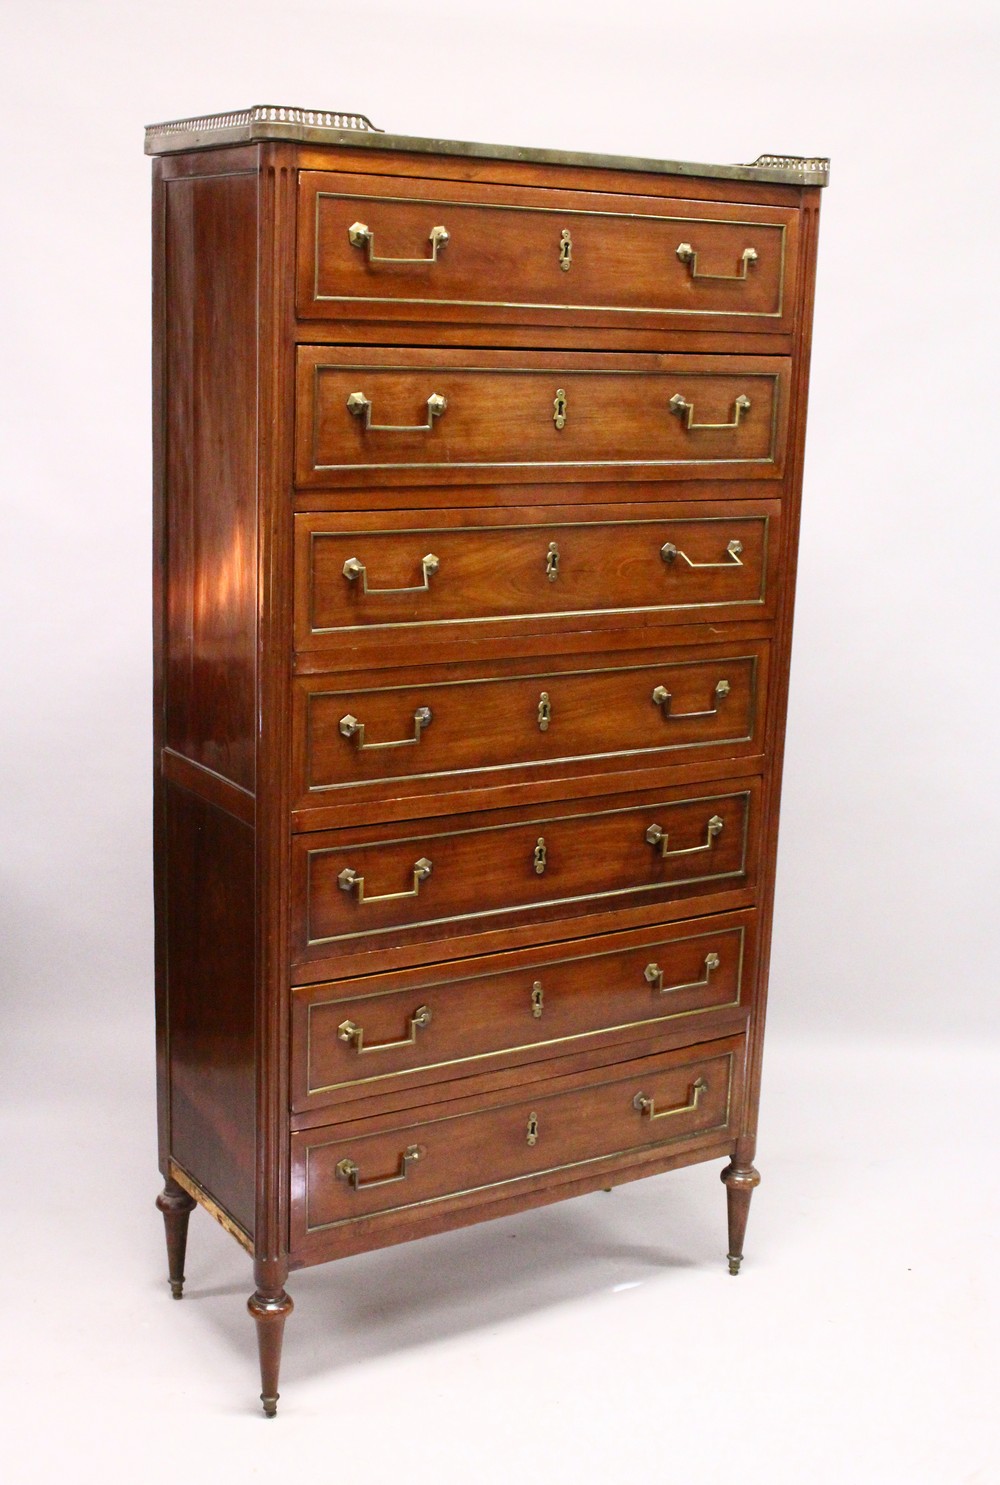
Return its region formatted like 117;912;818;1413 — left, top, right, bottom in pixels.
156;1177;197;1298
721;1162;760;1275
248;1288;294;1417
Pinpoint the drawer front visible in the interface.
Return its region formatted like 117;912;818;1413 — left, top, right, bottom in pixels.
295;502;779;644
293;644;768;812
292;1035;742;1239
292;913;756;1113
291;781;758;965
298;171;798;333
295;348;789;486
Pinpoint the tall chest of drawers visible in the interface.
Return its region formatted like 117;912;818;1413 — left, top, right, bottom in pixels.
147;106;828;1414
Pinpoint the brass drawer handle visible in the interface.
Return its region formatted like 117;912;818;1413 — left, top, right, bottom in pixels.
661;538;743;569
338;857;433;904
676;242;758;280
644;952;720;994
633;1077;708;1120
348;221;449;264
347;390;447;432
343;552;440;594
645;815;724;858
339;706;433;751
652;679;730;718
336;1144;424;1190
668;392;751;430
338;1004;431;1054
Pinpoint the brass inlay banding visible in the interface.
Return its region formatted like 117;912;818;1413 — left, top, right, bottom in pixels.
308;364;782;473
167;1161;254;1255
302;926;745;1097
311;191;788;317
302;1054;735;1233
305;514;772;636
303;790;752;948
301;653;760;795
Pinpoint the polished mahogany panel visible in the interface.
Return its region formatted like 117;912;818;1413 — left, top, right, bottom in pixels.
292;911;756;1114
294;500;780;646
291;1035;742;1251
299;171;799;334
165;781;256;1236
163;171;258;791
293;642;767;813
295;346;790;486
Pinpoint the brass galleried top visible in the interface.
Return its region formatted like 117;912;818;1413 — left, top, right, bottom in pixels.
143;105;830;187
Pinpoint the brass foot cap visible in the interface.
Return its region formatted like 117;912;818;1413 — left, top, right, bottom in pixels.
169;1280;184;1299
261;1394;279;1418
728;1255;742;1276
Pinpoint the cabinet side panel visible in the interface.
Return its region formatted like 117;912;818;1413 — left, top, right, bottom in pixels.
163;170;258;790
165;781;256;1236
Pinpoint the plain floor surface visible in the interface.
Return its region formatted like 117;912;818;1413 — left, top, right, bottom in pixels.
1;1025;996;1485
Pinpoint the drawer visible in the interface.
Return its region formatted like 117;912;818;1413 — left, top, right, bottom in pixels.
290;1035;743;1247
294;500;780;646
295;347;790;487
297;171;799;334
290;779;759;970
292;642;769;818
291;912;756;1115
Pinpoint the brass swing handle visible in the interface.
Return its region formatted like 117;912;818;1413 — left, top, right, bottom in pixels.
348;221;449;264
338;856;433;904
633;1077;708;1120
644;952;720;994
347;390;448;432
669;392;751;430
652;679;731;718
676;242;758;280
645;815;724;858
336;1143;424;1190
343;552;440;594
340;706;433;751
661;538;743;569
338;1004;432;1055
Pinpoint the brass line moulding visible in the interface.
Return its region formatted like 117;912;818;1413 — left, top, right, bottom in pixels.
143;105;830;187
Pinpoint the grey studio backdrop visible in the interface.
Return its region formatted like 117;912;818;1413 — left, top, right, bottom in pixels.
1;1;997;1480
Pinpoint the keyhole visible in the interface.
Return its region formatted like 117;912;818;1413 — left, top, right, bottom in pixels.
537;692;552;732
546;542;560;581
559;229;572;271
531;981;544;1018
553;389;567;430
533;837;547;875
526;1112;539;1146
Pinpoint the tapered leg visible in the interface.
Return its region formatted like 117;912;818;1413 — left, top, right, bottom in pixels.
721;1162;760;1275
248;1288;294;1417
156;1177;197;1299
